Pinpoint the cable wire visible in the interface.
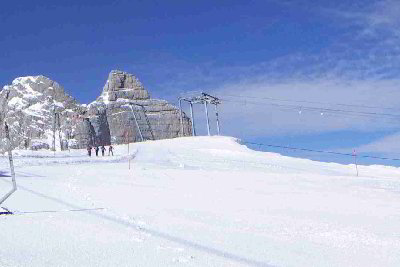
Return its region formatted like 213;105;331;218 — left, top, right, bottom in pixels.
242;141;400;161
221;98;400;120
220;93;400;111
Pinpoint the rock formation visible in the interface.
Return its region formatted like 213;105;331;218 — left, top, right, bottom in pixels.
0;70;192;150
0;76;79;149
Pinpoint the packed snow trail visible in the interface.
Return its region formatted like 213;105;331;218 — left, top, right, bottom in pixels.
1;136;400;266
1;175;270;266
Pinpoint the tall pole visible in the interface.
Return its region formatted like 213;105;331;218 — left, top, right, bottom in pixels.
52;106;56;156
215;104;220;135
204;101;210;136
179;98;184;137
353;149;359;177
57;113;63;151
189;101;196;136
0;123;17;206
128;130;130;170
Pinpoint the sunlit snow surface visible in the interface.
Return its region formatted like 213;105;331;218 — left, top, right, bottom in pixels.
1;136;400;267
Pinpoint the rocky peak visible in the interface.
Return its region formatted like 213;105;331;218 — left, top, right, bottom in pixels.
3;75;78;110
98;70;150;103
1;70;192;150
0;75;80;149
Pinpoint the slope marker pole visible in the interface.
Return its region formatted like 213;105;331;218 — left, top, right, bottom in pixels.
353;149;359;177
52;106;56;156
0;123;17;209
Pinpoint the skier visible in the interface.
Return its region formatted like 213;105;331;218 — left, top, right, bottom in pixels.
87;146;92;157
101;145;106;156
108;145;114;156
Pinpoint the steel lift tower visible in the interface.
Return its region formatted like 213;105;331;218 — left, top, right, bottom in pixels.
179;92;221;137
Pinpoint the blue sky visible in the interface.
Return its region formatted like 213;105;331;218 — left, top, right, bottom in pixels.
1;0;400;165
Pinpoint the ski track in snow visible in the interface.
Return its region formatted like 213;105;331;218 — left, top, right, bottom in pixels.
1;136;400;266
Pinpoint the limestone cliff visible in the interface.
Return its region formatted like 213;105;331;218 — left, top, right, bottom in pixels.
0;70;192;150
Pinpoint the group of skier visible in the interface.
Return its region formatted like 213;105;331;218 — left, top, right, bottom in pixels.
87;145;113;157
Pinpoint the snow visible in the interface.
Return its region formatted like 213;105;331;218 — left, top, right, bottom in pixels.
12;76;39;85
1;136;400;266
116;98;130;103
22;102;47;118
53;100;64;108
7;97;28;109
102;91;110;104
11;76;42;99
63;108;75;113
91;91;110;105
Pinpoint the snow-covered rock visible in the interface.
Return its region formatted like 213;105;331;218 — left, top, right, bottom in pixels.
0;75;79;150
99;70;150;102
0;71;192;150
76;70;192;148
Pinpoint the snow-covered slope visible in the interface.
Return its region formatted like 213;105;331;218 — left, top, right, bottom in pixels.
1;136;400;266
